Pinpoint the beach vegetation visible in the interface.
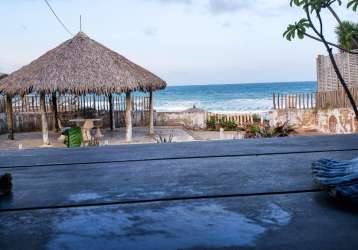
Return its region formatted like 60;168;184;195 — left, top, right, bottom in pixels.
155;133;174;143
283;0;358;120
206;116;238;131
206;116;217;130
335;21;358;50
252;114;261;123
244;122;296;138
219;118;238;131
225;120;238;130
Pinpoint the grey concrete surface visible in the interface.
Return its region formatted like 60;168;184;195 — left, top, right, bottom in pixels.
1;192;357;250
1;150;358;211
1;134;358;168
1;135;358;249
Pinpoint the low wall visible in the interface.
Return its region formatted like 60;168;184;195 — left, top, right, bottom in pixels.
0;111;149;135
0;110;207;134
155;111;208;130
2;109;355;135
270;108;357;134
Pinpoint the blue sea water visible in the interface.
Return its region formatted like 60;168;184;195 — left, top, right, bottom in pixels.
152;81;316;113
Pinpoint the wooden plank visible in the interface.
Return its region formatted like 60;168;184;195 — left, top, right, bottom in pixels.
1;149;357;211
1;134;358;168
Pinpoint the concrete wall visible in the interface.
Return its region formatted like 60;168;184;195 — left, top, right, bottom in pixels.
270;108;357;134
0;111;149;135
155;111;208;130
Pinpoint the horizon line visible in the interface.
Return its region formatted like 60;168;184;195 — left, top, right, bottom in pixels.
167;80;316;87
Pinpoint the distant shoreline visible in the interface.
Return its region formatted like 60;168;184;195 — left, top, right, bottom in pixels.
166;81;317;88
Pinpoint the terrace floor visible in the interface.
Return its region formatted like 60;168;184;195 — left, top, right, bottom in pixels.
0;135;358;249
0;126;250;150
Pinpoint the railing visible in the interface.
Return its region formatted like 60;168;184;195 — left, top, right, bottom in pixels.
315;88;358;109
273;93;316;110
273;88;358;110
0;94;149;113
208;113;256;126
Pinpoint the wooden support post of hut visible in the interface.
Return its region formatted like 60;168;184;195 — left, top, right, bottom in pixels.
52;92;59;132
40;93;50;145
148;91;154;135
109;94;115;131
125;92;132;142
5;95;14;140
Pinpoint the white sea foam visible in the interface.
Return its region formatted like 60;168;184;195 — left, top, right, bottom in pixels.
155;98;273;113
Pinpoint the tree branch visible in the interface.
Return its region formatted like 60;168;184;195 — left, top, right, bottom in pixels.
327;5;342;25
316;9;324;36
305;7;322;38
315;9;358;120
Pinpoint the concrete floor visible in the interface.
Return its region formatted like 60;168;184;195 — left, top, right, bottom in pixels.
0;127;196;150
0;126;324;150
0;135;358;249
0;127;259;150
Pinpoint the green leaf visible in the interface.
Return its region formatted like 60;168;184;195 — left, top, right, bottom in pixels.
348;0;358;11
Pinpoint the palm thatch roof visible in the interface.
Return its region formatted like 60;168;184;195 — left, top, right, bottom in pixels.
0;73;7;81
0;32;166;96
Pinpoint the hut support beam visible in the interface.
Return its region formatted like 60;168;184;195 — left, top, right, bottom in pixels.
40;93;50;145
52;92;59;132
125;92;132;142
5;95;14;140
109;94;114;131
148;91;154;135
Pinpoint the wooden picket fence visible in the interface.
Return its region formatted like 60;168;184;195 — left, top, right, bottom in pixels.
0;94;149;113
273;92;316;110
315;88;358;109
273;88;358;110
272;88;358;110
208;113;256;126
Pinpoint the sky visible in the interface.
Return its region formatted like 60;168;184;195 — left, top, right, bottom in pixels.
0;0;356;86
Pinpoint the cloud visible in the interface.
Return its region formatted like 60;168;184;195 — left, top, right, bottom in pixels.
221;21;231;28
143;26;158;36
146;0;192;4
143;0;289;16
208;0;254;14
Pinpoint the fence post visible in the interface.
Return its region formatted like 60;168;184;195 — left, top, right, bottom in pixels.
6;95;14;140
148;91;154;135
40;93;50;145
52;92;59;132
109;94;114;131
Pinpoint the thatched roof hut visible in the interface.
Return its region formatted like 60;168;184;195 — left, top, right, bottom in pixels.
0;32;166;144
0;32;166;96
0;73;7;81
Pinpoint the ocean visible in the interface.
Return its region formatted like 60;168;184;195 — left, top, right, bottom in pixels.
152;81;316;113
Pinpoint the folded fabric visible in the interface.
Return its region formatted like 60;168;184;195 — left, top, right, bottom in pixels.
312;158;358;200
